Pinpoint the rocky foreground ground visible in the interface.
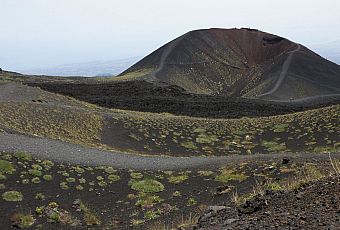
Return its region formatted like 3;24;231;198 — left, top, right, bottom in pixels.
195;176;340;230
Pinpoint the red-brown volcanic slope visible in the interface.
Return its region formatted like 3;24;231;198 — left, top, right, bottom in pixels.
120;28;340;100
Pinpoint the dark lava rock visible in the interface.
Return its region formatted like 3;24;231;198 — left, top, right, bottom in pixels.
196;176;340;229
282;158;290;164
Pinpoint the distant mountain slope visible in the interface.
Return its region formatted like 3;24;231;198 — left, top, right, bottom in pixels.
119;28;340;100
19;57;141;77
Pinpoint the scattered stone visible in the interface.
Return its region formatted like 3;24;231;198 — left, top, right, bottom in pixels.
207;206;227;213
215;185;231;195
225;218;238;225
282;158;290;164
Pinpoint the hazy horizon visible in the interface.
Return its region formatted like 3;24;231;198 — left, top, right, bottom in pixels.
1;0;340;73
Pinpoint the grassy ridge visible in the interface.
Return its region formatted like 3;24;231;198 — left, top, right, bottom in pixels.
0;102;104;147
0;100;338;156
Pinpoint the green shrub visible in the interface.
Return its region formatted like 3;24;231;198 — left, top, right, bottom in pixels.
144;210;161;220
35;193;45;200
2;191;23;201
108;174;120;182
186;197;197;206
31;164;43;171
14;152;32;161
73;166;85;174
31;177;41;184
76;185;84;190
131;179;164;193
172;191;181;197
130;172;143;179
104;167;117;174
197;171;214;177
66;177;76;183
98;181;107;187
0;160;15;174
261;140;286;152
135;194;163;208
11;213;35;228
181;141;197;150
168;174;188;184
60;182;69;190
0;173;6;180
43;174;53;181
29;169;42;177
265;182;283;191
21;179;29;184
215;169;248;183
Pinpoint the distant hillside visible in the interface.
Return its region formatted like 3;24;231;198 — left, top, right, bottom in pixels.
119;28;340;101
19;57;141;77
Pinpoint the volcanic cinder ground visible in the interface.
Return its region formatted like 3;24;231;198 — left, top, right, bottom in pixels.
0;28;339;229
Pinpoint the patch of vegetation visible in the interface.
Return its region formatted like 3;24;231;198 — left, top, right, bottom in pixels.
28;169;42;177
43;174;53;181
73;166;85;174
60;182;69;190
168;174;188;184
144;209;161;220
31;177;41;184
108;174;120;182
0;160;15;174
35;202;79;226
186;197;197;206
233;164;325;206
135;194;164;208
78;200;101;226
261;140;287;152
0;102;105;148
265;182;283;191
66;177;76;183
273;123;289;133
35;193;45;200
181;141;198;150
130;172;143;179
197;171;214;177
10;213;35;229
0;174;6;180
76;185;84;190
215;169;248;183
131;179;164;193
172;191;181;197
104;167;117;174
2;190;23;201
196;133;218;144
14;152;32;161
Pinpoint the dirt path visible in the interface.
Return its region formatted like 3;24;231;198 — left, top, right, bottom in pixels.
149;34;187;81
259;44;301;97
0;132;338;171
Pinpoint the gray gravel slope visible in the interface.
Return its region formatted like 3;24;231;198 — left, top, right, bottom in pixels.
0;132;338;170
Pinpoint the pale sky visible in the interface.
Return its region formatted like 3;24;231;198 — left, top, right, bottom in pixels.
1;0;340;71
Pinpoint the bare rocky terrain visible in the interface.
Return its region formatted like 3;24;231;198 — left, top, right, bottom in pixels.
196;176;340;230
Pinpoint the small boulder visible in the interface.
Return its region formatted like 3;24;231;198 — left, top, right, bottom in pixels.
207;205;228;213
282;158;290;164
224;218;238;225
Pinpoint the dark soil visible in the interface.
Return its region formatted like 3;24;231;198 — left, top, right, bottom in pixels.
2;150;334;229
26;81;340;118
195;176;340;230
